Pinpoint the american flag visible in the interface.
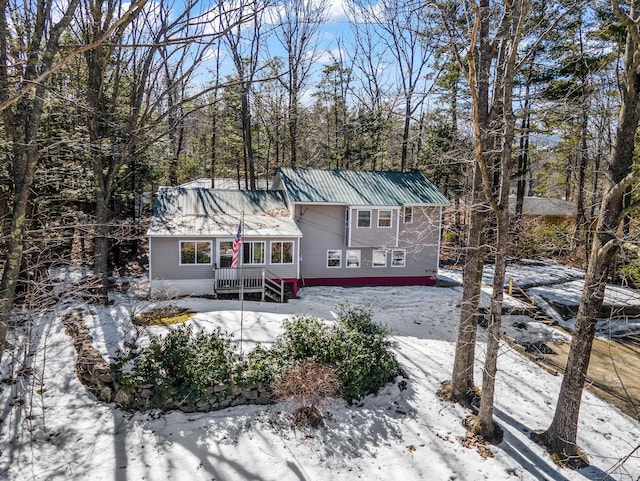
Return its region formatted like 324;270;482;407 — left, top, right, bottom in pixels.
231;221;242;269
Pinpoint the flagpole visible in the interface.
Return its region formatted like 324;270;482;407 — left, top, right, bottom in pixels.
239;211;245;355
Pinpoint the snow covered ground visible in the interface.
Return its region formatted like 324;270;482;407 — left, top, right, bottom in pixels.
1;281;639;481
444;260;640;338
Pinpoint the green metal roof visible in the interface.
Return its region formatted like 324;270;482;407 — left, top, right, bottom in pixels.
274;168;450;206
148;187;301;238
153;187;288;217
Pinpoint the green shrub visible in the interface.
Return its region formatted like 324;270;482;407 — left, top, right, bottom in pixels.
269;305;401;402
270;315;335;363
234;343;278;388
113;304;401;410
333;304;401;400
335;302;388;337
114;324;235;407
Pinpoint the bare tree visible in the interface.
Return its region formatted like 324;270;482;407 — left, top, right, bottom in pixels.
254;58;289;176
77;0;237;301
270;0;329;167
471;0;527;438
538;0;640;465
344;25;394;170
440;0;575;438
346;0;441;171
220;0;268;189
0;0;82;364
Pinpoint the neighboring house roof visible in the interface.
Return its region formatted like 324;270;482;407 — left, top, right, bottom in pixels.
508;196;575;218
273;167;450;206
147;187;301;237
180;178;269;189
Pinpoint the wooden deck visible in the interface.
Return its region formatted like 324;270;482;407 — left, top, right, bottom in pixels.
213;267;286;302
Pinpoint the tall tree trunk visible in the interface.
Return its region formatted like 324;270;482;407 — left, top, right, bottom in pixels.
94;187;111;302
450;1;525;432
240;82;257;189
289;86;298;168
539;0;640;463
401;97;412;171
450;0;492;405
574;106;589;259
0;0;80;363
0;143;39;348
515;92;531;229
211;105;218;188
210;50;221;189
451;164;486;402
475;29;520;435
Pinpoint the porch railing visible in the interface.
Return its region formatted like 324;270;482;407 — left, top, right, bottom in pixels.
213;267;285;302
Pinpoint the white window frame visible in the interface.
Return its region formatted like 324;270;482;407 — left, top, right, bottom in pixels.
357;209;372;228
403;206;413;224
327;249;342;268
372;249;387;268
270;240;294;265
243;241;266;265
346;249;361;268
391;249;406;267
378;209;392;228
179;240;213;266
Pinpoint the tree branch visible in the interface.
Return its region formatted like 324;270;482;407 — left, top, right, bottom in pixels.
0;0;148;112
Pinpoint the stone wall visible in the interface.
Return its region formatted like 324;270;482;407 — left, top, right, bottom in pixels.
63;310;274;412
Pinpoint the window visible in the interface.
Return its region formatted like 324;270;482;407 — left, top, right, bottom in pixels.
403;206;413;224
372;250;387;268
218;240;234;268
357;210;371;228
180;241;212;265
346;249;361;268
378;209;392;228
271;241;294;264
243;241;265;264
327;249;342;268
391;249;406;267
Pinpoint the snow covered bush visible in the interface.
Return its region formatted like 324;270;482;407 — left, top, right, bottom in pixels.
112;305;400;410
271;315;335;362
332;304;401;401
234;343;279;387
113;324;236;408
269;306;401;402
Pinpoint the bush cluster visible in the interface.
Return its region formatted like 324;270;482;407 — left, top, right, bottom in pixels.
113;324;236;406
113;304;401;409
268;303;401;401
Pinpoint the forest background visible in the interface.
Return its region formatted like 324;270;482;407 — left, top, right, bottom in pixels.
1;0;640;466
1;0;629;282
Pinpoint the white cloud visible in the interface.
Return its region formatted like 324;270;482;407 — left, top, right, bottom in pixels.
327;0;347;20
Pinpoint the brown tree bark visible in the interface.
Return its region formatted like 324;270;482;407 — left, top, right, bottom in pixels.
539;0;640;464
451;164;486;403
472;0;524;437
450;0;493;406
447;0;528;439
0;0;81;364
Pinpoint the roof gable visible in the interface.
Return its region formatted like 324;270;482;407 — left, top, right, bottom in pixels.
274;168;449;206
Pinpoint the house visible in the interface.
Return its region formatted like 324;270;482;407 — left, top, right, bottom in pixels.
508;196;575;225
272;168;449;288
147;168;449;299
147;188;302;299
